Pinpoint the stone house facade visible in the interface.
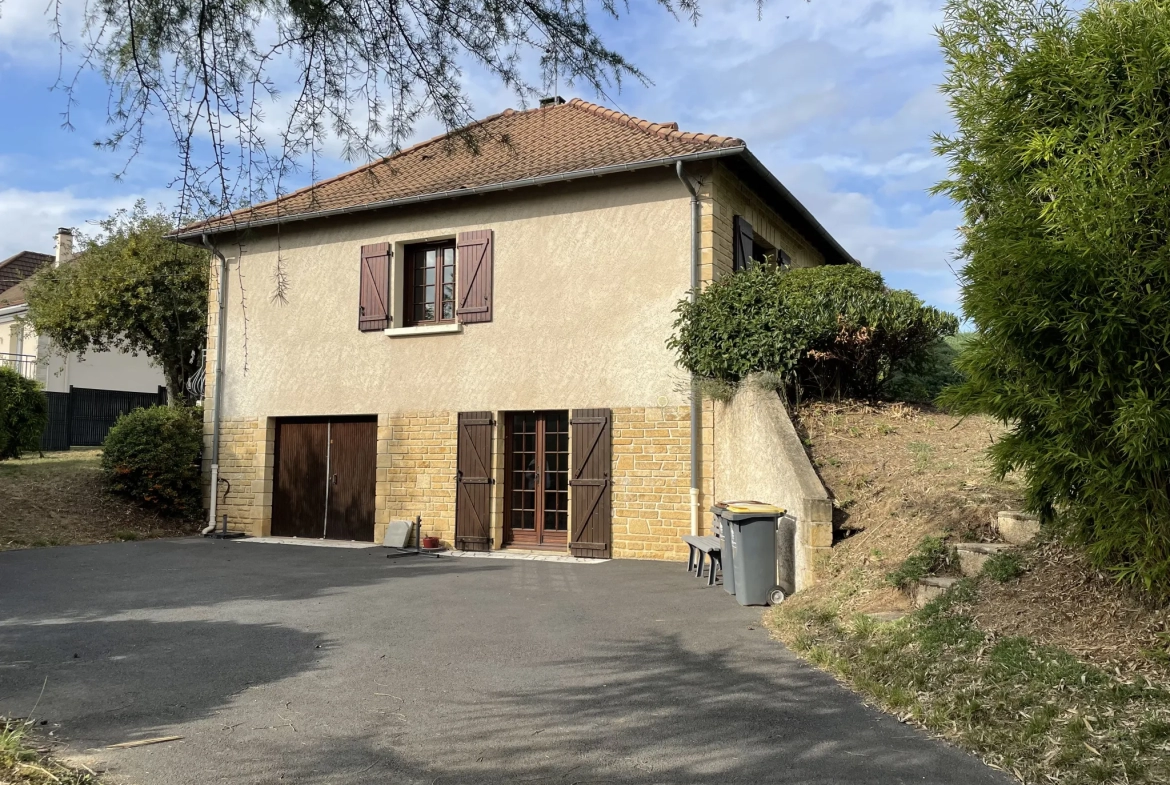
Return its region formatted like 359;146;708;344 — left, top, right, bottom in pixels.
178;98;849;565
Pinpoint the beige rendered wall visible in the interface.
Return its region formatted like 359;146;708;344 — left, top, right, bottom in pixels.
713;381;833;591
209;168;693;420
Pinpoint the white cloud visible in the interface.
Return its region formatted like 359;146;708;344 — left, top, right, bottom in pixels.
0;187;167;257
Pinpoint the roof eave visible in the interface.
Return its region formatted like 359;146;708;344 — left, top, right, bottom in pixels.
174;145;855;267
172;146;747;243
733;149;856;266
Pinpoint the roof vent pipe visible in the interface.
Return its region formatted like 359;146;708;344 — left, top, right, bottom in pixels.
676;161;702;537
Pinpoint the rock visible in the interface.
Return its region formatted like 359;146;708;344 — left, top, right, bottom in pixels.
996;511;1040;545
955;542;1015;577
914;576;959;608
865;611;907;623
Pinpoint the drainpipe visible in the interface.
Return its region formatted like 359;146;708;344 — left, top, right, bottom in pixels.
677;161;702;537
201;234;229;536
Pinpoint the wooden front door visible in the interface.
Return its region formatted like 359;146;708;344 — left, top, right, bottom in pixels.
272;417;376;541
505;411;570;548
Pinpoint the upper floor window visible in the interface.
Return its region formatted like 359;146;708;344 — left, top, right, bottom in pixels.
406;241;456;325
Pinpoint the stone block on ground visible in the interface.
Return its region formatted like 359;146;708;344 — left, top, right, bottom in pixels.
996;511;1040;545
955;542;1015;577
914;576;959;608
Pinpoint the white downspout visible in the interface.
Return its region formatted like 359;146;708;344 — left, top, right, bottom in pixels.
201;234;229;536
677;162;702;537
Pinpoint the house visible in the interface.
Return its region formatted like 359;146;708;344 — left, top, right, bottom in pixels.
0;231;167;446
175;97;844;581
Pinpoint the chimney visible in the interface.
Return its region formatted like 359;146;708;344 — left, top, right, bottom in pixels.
539;96;565;108
54;228;73;265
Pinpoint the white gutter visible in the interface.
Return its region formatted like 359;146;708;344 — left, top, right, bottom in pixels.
201;234;229;536
0;303;28;318
676;161;702;538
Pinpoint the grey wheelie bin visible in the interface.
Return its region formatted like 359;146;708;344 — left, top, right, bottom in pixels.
712;501;786;606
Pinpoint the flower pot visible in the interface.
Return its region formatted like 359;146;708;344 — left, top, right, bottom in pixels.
422;536;441;550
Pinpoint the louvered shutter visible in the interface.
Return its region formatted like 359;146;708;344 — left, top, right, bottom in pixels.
456;230;493;324
569;409;613;558
358;242;391;331
732;215;754;272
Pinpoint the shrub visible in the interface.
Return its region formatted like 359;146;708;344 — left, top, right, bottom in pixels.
886;536;954;590
885;332;971;405
0;367;48;460
670;265;957;400
935;0;1170;596
101;405;203;514
983;551;1025;584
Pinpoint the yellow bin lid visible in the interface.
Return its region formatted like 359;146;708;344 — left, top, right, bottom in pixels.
722;500;785;515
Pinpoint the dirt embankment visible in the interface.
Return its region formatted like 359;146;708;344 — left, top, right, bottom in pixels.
787;401;1169;680
0;450;197;551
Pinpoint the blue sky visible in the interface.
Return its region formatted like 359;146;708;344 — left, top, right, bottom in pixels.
0;0;963;313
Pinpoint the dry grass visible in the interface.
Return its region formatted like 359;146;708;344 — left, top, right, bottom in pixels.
785;400;1024;618
0;450;198;551
1;720;102;785
770;401;1170;784
973;541;1170;682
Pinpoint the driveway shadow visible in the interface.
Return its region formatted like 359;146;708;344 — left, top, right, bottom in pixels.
0;618;326;746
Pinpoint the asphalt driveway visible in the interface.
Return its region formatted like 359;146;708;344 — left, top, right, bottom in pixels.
0;539;1007;784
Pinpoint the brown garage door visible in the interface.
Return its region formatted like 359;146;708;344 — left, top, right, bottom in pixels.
272;417;376;541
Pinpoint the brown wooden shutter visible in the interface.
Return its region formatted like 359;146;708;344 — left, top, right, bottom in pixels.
456;230;493;324
358;242;391;331
569;408;612;558
455;411;494;551
732;215;753;272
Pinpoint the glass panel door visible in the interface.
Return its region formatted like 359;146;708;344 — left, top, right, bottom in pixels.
506;411;569;548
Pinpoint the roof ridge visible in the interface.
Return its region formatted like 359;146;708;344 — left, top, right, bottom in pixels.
564;98;743;148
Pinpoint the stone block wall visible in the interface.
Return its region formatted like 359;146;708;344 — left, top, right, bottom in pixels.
203;406;703;561
375;411;458;546
611;406;693;560
698;163;825;286
202;416;274;536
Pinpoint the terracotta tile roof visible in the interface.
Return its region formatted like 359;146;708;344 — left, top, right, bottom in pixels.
0;251;52;299
0;281;28;308
180;98;744;235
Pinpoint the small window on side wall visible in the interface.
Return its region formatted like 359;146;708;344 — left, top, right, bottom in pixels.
405;240;457;325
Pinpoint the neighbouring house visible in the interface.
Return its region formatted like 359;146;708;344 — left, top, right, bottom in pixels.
0;231;167;448
176;97;840;585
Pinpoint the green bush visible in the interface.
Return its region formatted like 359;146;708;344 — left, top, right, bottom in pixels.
886;536;955;590
101;405;203;514
669;264;958;400
0;367;48;460
885;333;971;405
935;0;1170;596
982;551;1025;584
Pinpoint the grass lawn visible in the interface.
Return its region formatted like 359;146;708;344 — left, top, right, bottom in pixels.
773;401;1170;784
0;450;198;551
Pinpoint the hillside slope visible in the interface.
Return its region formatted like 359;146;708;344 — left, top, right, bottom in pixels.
771;402;1170;784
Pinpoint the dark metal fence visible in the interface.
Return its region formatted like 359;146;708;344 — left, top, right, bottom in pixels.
40;385;168;451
